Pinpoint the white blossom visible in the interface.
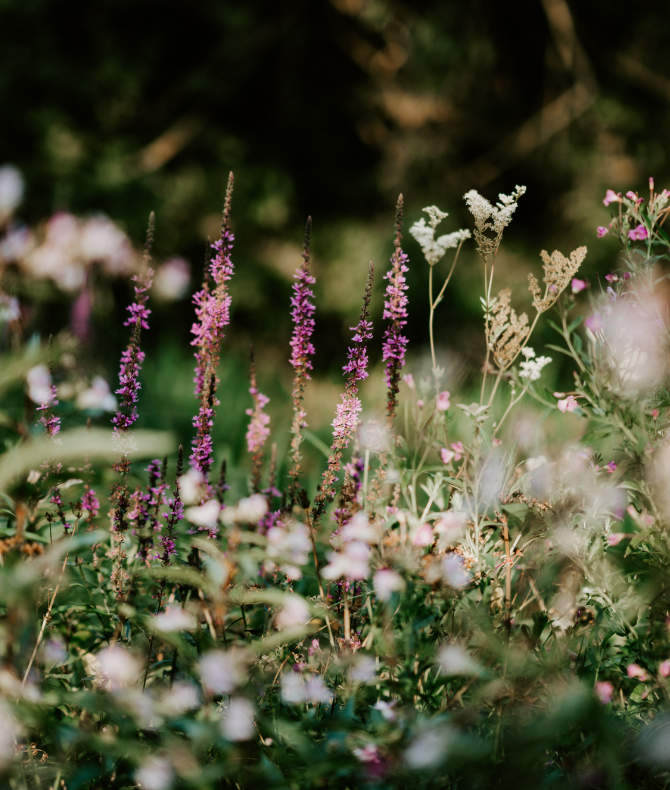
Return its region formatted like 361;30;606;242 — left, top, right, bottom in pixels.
519;347;552;381
221;697;255;741
198;649;247;695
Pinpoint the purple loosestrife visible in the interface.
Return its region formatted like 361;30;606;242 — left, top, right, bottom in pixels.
37;384;61;437
288;218;316;502
382;195;409;420
161;445;184;564
246;352;271;492
190;172;235;484
313;262;374;519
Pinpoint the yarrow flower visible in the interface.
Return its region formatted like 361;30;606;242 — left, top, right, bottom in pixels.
596;226;609;238
518;347;551;381
382;195;410;419
410;205;470;266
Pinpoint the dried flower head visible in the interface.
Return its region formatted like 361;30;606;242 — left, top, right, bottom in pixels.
487;288;530;369
464;185;526;258
528;246;587;313
410;205;470;266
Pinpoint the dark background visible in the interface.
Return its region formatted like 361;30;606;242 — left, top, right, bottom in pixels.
2;0;669;469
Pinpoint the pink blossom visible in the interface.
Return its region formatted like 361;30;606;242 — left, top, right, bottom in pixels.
450;441;464;461
606;460;617;473
651;409;659;420
625;190;638;201
607;533;627;547
595;681;614;704
596;226;609;238
584;314;603;332
571;278;587;293
603;189;621;206
440;448;454;465
436;391;450;411
628;224;648;241
417;399;424;409
659;659;670;678
604;273;618;283
627;663;648;681
411;523;434;547
402;373;415;389
556;395;578;413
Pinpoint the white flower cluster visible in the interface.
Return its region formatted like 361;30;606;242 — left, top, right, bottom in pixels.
409;205;471;266
321;511;379;581
265;519;311;580
281;672;332;705
519;346;552;381
463;185;527;236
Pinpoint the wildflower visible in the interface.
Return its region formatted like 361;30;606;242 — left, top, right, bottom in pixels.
135;755;174;790
373;568;405;601
382;194;410;418
184;498;220;535
436;390;450;411
519;347;552;381
198;649;247;695
437;644;483;676
603;189;621;206
487;288;530;369
627;663;649;681
628;223;648;241
604;273;618;283
607;533;627;546
265;519;311;579
556;394;578;413
659;660;670;678
595;681;614;704
313;262;374;516
276;595;311;630
26;364;53;404
221;697;255;741
111;216;154;433
463;185;525;258
94;644;142;690
606;460;617;474
153;257;190;301
190;173;235;481
451;441;464;460
281;672;332;705
402;372;415;388
410;205;470;266
76;376;117;411
411;522;434;547
245;353;271;491
81;486;100;519
441;553;470;588
153;606;197;633
440;448;454;464
528;246;587;313
0;164;24;220
584;314;603;332
322;540;370;580
596;226;609;238
287;218;316;499
351;655;377;684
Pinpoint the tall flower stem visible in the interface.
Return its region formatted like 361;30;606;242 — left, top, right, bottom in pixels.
287;218;316;505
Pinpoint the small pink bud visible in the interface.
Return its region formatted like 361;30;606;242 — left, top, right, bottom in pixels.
659;659;670;678
596;226;609;238
649;177;655;192
557;395;578;413
604;273;618;283
436;391;451;411
625;190;638;201
595;681;614;704
627;663;648;681
606;460;617;473
571;278;587;293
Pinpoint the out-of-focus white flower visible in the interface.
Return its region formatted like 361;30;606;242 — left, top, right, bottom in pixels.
266;520;311;579
350;654;377;684
26;364;53;405
178;468;207;505
153;257;190;301
373;568;405;601
152;606;197;633
437;644;483;676
94;644;141;690
0;165;24;219
0;293;19;323
79;215;134;275
441;554;470;588
76;376;117;411
135;755;174;790
411;522;434;547
321;540;370;581
184;499;220;531
281;672;332;705
198;649;246;695
236;494;268;523
276;595;311;630
221;697;255;741
0;699;22;768
434;511;466;550
358;417;390;453
157;682;200;717
340;512;378;544
373;699;397;721
40;636;67;667
405;726;454;769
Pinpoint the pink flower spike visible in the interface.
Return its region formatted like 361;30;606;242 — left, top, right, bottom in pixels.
440;448;455;465
627;663;648;681
436;391;450;411
606;460;617;473
595;681;614;704
604;273;618;283
596;226;609;238
557;395;578;413
628;224;648;241
603;189;621;206
659;659;670;678
571;278;587;294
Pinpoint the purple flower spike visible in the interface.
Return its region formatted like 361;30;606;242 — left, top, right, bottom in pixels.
189;173;236;484
382;194;409;419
